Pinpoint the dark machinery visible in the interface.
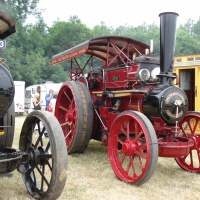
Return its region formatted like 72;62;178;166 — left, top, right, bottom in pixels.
51;12;200;185
0;11;68;199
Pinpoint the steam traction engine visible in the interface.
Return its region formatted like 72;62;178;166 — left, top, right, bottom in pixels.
0;11;67;199
51;12;200;185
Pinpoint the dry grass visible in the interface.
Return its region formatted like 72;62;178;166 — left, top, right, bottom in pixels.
0;115;200;200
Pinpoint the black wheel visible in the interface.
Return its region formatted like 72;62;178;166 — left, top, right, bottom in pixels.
18;111;68;200
108;111;158;185
55;81;93;154
75;82;93;153
0;101;15;148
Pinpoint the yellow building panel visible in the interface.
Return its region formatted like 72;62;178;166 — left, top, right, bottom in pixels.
196;67;200;110
174;54;200;111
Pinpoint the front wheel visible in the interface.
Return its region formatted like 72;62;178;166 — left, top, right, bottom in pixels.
175;111;200;172
108;111;158;185
19;111;68;200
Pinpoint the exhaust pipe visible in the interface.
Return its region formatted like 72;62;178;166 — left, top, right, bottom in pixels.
159;12;179;85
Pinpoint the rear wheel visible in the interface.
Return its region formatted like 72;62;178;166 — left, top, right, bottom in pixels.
19;111;68;200
75;82;93;153
55;81;93;154
108;111;158;185
175;111;200;172
0;102;15;148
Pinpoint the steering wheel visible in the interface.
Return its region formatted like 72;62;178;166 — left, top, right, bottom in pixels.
69;68;84;81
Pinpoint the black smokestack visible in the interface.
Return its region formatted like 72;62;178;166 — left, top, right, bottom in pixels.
159;12;178;85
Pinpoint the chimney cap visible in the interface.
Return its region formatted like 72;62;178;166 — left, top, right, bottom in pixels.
159;12;179;17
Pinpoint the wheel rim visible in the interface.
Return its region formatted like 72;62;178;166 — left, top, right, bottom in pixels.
108;111;158;185
19;111;68;199
55;81;83;153
56;84;78;150
175;112;200;172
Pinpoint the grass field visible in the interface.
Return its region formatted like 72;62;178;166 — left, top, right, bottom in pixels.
0;115;200;200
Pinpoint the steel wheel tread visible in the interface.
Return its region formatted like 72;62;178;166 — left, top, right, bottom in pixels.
19;111;68;200
75;82;93;153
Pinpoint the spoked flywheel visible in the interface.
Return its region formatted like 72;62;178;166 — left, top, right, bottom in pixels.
108;111;158;185
175;111;200;172
55;81;93;154
18;111;68;200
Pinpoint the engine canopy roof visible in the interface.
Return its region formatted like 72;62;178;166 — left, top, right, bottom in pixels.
0;11;16;39
51;36;149;66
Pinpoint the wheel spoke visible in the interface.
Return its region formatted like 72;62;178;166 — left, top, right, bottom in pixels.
117;138;124;145
46;160;52;171
35;165;50;186
59;105;69;112
34;131;43;148
41;166;45;191
64;91;72;103
133;131;143;143
134;149;147;158
45;141;50;152
65;129;72;139
125;157;132;172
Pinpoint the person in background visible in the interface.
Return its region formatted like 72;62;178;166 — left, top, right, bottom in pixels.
33;93;42;110
49;93;58;113
45;89;54;110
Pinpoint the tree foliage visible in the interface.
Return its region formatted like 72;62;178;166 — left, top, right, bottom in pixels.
1;2;200;87
0;0;40;24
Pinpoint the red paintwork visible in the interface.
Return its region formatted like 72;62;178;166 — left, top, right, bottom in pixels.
53;36;196;157
55;82;79;150
107;110;157;184
53;36;200;184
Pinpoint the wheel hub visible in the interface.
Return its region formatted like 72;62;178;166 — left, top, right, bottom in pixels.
190;135;200;149
65;105;74;125
122;140;136;156
28;146;49;166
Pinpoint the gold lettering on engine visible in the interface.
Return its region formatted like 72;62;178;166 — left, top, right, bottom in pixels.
165;92;185;105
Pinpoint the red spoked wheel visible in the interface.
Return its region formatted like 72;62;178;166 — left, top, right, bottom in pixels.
69;68;84;81
175;111;200;172
55;81;93;154
108;111;158;185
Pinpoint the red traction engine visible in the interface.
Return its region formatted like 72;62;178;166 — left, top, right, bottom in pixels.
0;11;67;199
51;12;200;185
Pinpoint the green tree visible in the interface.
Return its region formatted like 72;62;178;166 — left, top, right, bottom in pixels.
191;18;200;41
92;22;114;37
0;0;40;24
175;27;200;55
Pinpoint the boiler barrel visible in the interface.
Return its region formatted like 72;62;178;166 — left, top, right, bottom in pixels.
0;64;15;117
